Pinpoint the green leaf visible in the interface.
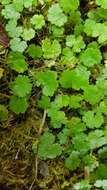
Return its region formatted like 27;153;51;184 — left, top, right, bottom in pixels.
6;20;23;38
51;25;64;38
99;100;107;115
96;0;107;9
48;108;67;128
38;132;62;159
95;180;107;189
67;117;86;135
66;35;85;53
7;52;28;73
13;0;23;12
74;23;84;36
59;0;79;13
84;19;96;36
1;0;11;4
84;19;107;44
52;94;69;109
65;151;81;171
88;130;107;150
22;28;35;41
70;11;82;25
97;79;107;96
10;75;32;97
23;0;33;8
0;105;8;122
83;111;104;129
2;4;20;19
7;51;25;61
72;133;90;154
80;46;102;67
69;95;83;109
48;3;67;27
58;128;69;145
72;35;85;53
27;44;42;59
10;38;27;52
38;96;51;109
73;180;91;190
66;35;76;47
82;155;98;172
36;70;58;96
60;67;89;90
9;96;28;114
9;59;28;73
31;14;45;29
42;38;61;59
98;146;107;159
83;85;103;105
60;47;77;65
94;164;107;179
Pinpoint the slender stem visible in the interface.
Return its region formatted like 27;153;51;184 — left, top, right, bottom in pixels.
28;110;47;190
38;110;47;135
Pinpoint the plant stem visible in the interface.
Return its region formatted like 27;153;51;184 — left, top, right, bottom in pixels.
29;109;47;190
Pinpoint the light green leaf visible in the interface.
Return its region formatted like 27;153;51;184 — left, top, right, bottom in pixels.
10;38;27;52
2;4;20;20
59;0;79;13
13;0;23;12
31;14;45;29
1;0;11;4
96;0;107;9
22;28;35;41
6;20;23;38
60;47;77;65
73;180;91;190
23;0;33;8
48;3;67;27
84;19;96;36
42;38;61;59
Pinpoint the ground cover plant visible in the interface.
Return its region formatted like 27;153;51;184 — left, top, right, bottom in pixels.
1;0;107;189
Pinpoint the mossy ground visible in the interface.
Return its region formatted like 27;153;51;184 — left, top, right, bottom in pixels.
0;107;78;190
